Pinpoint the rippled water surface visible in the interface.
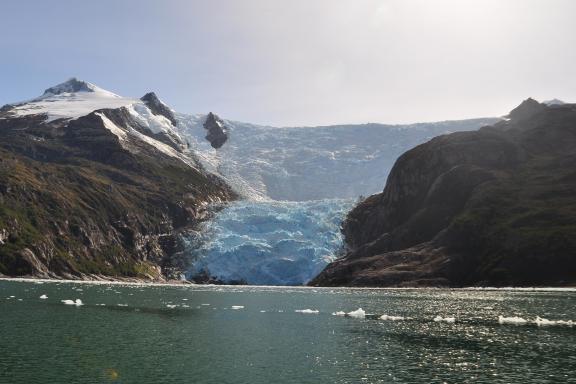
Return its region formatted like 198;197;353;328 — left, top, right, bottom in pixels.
1;280;575;383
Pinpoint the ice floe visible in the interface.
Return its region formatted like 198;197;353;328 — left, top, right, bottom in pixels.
62;299;83;306
498;316;528;325
433;316;455;323
347;308;366;319
295;309;319;314
380;314;407;321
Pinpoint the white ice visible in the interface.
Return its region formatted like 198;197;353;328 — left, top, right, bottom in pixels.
61;299;83;306
347;308;366;319
380;314;407;321
498;315;528;325
433;316;455;323
295;309;319;314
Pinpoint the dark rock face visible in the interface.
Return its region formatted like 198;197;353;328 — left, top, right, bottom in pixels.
0;109;236;281
140;92;178;126
203;112;228;149
311;100;576;287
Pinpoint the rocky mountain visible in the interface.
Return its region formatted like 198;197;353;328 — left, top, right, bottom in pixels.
310;99;576;287
0;79;235;280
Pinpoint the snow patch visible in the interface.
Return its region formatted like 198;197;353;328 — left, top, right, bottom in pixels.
95;112;128;141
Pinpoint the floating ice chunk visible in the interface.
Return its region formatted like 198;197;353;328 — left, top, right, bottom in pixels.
534;316;574;327
96;304;106;306
347;308;366;319
332;311;346;316
9;296;15;298
201;304;210;306
117;304;128;307
434;316;455;323
62;299;83;306
166;304;178;309
498;315;527;325
231;305;245;310
295;309;319;314
380;314;407;321
260;310;266;313
39;295;48;299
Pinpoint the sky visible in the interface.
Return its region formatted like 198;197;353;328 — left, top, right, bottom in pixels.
1;0;575;127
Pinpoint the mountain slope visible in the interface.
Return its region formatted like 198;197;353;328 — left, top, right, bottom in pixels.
0;79;235;280
310;100;576;287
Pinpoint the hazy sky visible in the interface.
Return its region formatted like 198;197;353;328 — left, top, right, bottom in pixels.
1;0;575;126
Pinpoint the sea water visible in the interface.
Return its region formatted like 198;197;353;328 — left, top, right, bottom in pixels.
1;280;575;383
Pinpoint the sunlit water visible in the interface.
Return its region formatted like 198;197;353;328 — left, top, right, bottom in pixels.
1;280;576;383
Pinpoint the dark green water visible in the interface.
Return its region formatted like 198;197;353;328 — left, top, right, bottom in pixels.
1;280;575;384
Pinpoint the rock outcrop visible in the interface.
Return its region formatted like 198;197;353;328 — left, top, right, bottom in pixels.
311;100;576;287
140;92;178;126
203;112;228;149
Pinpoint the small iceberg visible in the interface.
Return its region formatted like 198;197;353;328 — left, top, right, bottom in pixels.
332;311;346;316
39;294;48;299
347;308;366;319
62;299;83;306
295;309;319;314
498;315;528;325
434;316;455;323
231;305;245;310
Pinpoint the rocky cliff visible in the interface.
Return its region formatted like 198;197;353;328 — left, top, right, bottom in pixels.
0;80;236;280
311;99;576;287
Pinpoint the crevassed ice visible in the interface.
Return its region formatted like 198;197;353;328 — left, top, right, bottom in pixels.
184;199;355;285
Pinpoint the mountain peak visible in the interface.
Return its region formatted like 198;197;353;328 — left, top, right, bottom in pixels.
508;98;546;121
42;78;119;98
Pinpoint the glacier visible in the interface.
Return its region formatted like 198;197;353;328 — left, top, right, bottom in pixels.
174;115;498;201
175;113;498;285
184;199;356;285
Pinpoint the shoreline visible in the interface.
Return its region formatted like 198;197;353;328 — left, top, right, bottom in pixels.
1;277;576;292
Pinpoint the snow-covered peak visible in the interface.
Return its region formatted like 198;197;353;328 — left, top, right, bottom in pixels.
8;78;137;122
42;77;120;98
543;98;566;106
